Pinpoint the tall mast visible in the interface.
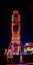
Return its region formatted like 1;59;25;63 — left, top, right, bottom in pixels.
8;10;21;50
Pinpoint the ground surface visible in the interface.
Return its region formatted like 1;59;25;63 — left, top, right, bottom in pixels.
6;63;33;65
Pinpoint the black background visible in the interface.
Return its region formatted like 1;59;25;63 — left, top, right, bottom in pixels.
0;0;33;50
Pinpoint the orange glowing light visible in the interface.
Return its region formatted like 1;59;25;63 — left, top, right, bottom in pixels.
13;10;19;15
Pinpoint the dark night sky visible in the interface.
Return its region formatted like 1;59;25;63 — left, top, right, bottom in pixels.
0;1;33;49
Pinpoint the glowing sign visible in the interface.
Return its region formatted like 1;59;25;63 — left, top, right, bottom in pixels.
27;47;31;51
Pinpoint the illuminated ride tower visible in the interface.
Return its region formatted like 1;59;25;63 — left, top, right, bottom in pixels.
5;10;23;63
